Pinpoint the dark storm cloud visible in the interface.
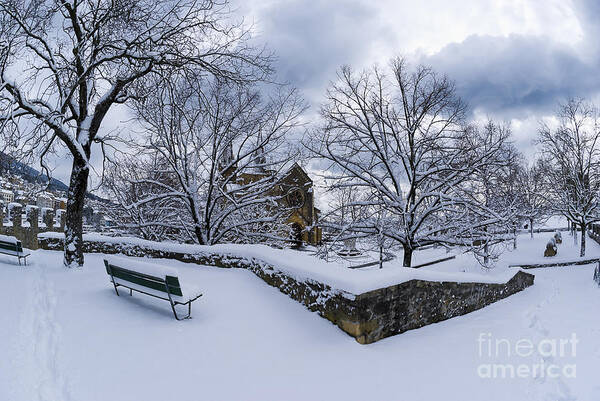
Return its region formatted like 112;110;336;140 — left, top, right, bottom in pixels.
248;0;396;104
421;1;600;117
246;0;600;119
422;34;600;116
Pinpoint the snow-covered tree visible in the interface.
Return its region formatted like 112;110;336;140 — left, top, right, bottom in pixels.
307;58;507;267
537;98;600;257
107;72;305;245
0;0;271;266
319;182;370;242
461;121;522;264
516;158;551;238
102;154;183;242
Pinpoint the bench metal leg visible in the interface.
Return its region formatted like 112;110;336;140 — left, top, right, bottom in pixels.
105;263;120;296
165;283;193;320
112;282;120;296
170;301;192;321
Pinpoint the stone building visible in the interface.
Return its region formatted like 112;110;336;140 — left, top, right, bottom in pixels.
229;162;322;246
54;197;67;210
276;163;322;246
36;192;55;209
0;189;14;204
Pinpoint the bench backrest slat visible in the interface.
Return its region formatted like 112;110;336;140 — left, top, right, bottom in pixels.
0;240;23;253
104;261;183;296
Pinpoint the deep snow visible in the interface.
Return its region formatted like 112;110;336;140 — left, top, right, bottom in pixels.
39;231;522;294
1;232;600;401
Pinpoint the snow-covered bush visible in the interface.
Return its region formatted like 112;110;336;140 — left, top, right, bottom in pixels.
544;237;557;257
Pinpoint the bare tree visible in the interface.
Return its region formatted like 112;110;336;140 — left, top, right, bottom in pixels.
516;158;550;238
0;0;271;267
537;98;600;257
108;72;306;245
102;153;183;241
307;58;506;267
461;121;521;264
320;182;370;242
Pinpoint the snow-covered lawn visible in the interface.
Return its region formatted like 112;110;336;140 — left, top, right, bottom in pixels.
1;233;600;401
37;232;529;292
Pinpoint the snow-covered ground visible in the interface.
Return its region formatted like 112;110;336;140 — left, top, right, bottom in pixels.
38;232;527;293
2;232;600;401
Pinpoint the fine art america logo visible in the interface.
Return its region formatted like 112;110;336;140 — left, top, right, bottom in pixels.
477;333;578;379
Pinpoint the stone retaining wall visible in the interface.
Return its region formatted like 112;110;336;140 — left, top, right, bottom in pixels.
39;235;535;344
346;272;533;343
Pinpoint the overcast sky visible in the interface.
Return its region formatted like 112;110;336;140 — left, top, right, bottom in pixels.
231;0;600;155
48;0;600;185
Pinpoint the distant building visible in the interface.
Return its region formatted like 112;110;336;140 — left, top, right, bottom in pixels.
37;192;55;209
279;163;322;246
54;197;67;210
0;189;14;204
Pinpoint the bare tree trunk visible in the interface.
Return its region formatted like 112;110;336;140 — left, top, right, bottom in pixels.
187;196;206;245
194;226;206;245
580;228;585;256
530;218;534;238
573;224;578;245
64;158;90;267
483;225;489;265
403;245;413;267
484;243;489;265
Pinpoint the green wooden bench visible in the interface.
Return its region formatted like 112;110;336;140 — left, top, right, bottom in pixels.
0;235;30;265
104;257;203;320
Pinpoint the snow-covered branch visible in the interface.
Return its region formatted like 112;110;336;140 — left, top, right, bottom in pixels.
306;58;512;267
104;71;306;246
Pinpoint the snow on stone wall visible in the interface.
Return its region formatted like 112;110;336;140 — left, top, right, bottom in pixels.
1;208;64;249
37;232;521;292
38;233;535;344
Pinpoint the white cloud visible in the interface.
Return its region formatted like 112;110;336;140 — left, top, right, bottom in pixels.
236;0;584;61
34;0;600;184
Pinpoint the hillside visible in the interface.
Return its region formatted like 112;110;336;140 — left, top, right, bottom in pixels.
0;152;105;202
0;152;69;192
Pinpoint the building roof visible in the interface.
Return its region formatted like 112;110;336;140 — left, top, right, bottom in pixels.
282;162;313;184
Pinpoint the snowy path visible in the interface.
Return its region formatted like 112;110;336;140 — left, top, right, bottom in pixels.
3;262;72;401
28;265;72;401
1;236;600;401
522;272;578;401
